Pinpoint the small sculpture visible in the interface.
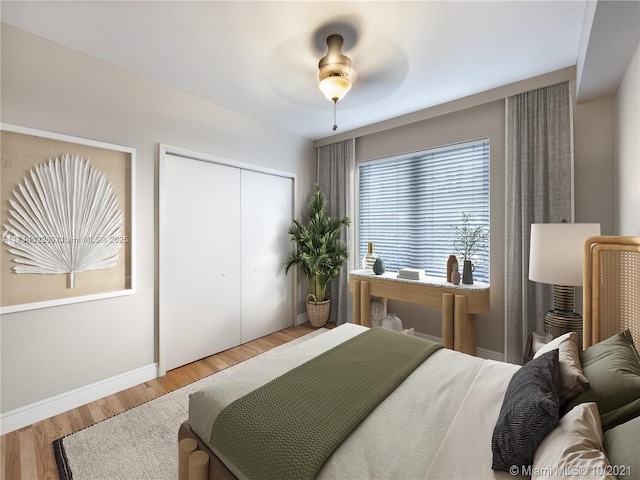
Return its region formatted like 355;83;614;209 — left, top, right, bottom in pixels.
373;256;386;275
451;262;461;285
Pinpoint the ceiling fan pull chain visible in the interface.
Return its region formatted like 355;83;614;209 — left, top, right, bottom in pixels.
333;101;338;131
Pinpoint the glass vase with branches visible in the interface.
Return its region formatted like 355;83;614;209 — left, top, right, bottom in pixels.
452;213;489;284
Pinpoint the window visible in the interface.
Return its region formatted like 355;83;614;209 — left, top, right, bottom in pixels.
358;139;490;283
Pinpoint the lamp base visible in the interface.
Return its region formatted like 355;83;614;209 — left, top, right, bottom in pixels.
544;310;583;349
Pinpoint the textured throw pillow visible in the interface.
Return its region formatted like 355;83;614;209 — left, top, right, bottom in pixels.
533;402;615;480
603;415;640;478
492;350;560;472
565;330;640;431
534;331;589;405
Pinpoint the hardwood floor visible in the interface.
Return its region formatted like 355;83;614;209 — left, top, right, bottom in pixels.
1;323;325;480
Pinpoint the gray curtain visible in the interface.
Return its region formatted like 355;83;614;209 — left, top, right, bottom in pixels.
318;139;356;325
505;81;574;364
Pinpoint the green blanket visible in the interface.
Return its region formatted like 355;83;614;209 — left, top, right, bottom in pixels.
210;327;444;480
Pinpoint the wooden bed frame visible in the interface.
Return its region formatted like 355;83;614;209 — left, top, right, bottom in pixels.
582;236;640;349
178;235;640;480
178;423;236;480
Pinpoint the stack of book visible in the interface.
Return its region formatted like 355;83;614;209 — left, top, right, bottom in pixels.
397;268;425;280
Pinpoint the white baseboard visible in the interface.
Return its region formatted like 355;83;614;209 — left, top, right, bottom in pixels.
476;346;505;362
295;312;308;326
0;363;157;435
412;331;505;362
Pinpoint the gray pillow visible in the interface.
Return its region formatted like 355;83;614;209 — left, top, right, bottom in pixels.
603;414;640;477
565;330;640;430
492;350;560;472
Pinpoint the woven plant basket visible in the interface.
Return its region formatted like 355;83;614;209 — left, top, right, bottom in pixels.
306;295;331;328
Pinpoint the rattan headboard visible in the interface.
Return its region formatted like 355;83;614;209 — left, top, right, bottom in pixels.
583;236;640;349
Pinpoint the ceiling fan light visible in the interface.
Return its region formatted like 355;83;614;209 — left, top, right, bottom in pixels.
318;34;352;103
319;75;352;102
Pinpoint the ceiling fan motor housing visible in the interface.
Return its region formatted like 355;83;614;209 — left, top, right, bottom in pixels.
318;34;352;83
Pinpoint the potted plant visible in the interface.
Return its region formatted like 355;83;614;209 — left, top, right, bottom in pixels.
452;212;489;284
284;184;350;327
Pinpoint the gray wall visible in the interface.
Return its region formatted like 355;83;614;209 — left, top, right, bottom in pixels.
348;79;618;356
356;101;506;355
0;25;316;414
574;96;616;233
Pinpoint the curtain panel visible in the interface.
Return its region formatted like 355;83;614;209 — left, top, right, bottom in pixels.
505;81;574;364
318;139;356;325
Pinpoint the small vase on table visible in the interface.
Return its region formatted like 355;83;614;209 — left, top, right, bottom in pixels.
462;260;474;285
447;255;457;282
362;242;377;271
451;262;460;285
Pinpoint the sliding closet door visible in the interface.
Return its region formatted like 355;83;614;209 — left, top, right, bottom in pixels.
241;170;294;342
162;154;241;371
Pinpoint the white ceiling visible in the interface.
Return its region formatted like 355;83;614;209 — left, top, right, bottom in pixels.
0;1;600;140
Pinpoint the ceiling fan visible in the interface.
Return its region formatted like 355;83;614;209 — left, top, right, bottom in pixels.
264;20;409;132
318;33;353;130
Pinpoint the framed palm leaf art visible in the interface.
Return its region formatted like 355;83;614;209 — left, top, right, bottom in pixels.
1;124;135;313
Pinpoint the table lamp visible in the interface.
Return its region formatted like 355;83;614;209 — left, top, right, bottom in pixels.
528;223;601;346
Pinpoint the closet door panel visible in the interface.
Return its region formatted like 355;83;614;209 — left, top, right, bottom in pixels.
241;170;294;343
163;155;241;370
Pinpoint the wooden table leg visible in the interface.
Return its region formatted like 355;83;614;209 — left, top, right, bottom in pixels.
360;281;371;327
442;293;454;349
454;295;477;356
454;295;467;354
468;313;477;357
352;279;361;325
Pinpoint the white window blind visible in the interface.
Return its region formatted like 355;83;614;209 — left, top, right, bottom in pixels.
359;139;490;283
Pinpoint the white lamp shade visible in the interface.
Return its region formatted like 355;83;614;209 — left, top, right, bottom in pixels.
528;223;601;286
318;76;352;102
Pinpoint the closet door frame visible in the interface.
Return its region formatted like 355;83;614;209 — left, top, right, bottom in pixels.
158;144;297;377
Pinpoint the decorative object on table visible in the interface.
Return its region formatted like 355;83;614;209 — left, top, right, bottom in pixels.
361;242;377;270
370;297;387;327
0;123;135;314
451;263;461;285
373;256;386;275
462;260;475;285
397;267;425;280
452;212;489;285
284;184;350;328
528;222;601;346
446;255;457;282
381;313;403;332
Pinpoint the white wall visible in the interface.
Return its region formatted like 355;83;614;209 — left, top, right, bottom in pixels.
615;41;640;236
0;25;316;423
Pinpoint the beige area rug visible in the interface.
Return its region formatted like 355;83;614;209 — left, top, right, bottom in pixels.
54;329;327;480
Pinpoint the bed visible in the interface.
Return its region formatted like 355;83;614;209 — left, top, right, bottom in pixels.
178;235;640;480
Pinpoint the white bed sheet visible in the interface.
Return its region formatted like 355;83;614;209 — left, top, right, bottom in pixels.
188;324;527;479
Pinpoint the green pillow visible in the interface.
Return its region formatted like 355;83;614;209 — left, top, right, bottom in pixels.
603;415;640;477
565;330;640;430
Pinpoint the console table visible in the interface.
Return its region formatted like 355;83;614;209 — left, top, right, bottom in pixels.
349;270;490;355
